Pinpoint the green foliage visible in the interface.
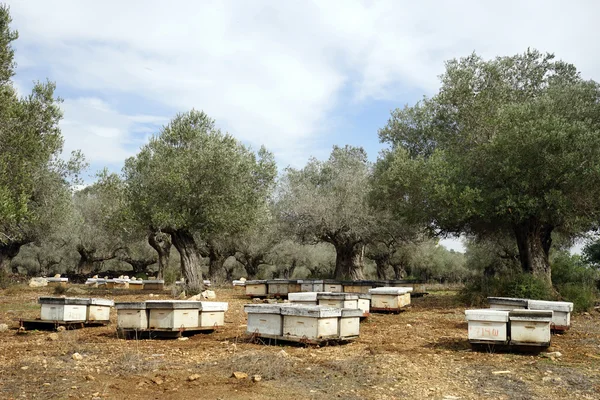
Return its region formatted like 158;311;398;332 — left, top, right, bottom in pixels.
460;273;554;306
551;251;599;311
582;238;600;269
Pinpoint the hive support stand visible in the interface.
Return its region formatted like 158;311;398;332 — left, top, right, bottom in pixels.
19;318;110;331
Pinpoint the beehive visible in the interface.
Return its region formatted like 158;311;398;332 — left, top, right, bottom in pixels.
87;298;114;322
487;297;528;311
339;308;363;338
281;305;341;340
357;293;371;316
527;300;573;331
115;302;148;329
46;277;68;288
368;287;412;310
342;281;373;294
199;301;228;328
287;280;301;294
317;293;359;309
39;297;87;322
509;310;553;346
267;280;289;296
245;280;267;296
465;309;509;344
142;280;164;291
245;304;283;336
323;281;343;293
128;280;144;290
288;292;321;306
146;300;201;330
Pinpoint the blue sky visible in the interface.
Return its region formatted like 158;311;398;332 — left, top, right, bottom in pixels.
6;0;600;252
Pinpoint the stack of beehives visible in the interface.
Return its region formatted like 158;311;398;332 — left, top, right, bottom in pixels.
38;296;114;323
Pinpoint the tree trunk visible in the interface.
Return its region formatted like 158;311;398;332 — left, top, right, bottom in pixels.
512;220;552;285
391;263;406;280
334;242;365;280
0;241;24;274
375;258;388;280
148;231;171;279
76;246;97;275
168;229;203;294
208;245;227;283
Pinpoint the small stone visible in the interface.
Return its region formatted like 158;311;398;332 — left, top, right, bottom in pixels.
251;375;262;382
47;333;59;341
178;337;189;341
21;366;29;370
231;371;248;379
443;396;461;400
56;326;66;332
43;383;50;386
92;392;100;397
71;386;77;389
492;370;511;375
188;374;201;381
0;323;9;332
152;377;164;385
252;298;262;303
542;351;562;359
266;299;277;304
85;375;95;381
406;324;412;328
71;353;83;361
278;349;289;358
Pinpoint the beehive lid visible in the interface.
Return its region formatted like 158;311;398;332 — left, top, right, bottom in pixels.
145;300;202;309
288;292;323;302
487;297;528;307
341;308;364;318
46;277;68;282
115;302;147;310
317;293;359;300
129;280;143;285
368;287;413;295
509;309;553;321
142;279;165;284
245;280;267;285
38;296;88;305
200;301;228;312
89;298;114;306
267;279;289;284
357;293;372;300
527;299;573;313
244;304;282;314
465;309;509;322
280;305;341;318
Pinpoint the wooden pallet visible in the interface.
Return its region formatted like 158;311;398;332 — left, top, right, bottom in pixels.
370;307;408;314
246;332;357;346
19;319;109;331
117;326;218;339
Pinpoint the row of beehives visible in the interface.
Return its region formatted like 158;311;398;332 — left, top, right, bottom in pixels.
38;296;114;323
115;300;228;331
243;279;422;297
465;298;574;347
85;278;165;290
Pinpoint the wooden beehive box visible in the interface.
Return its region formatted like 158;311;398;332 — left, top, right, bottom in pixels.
281;305;341;340
115;302;149;329
267;280;289;296
487;297;528;311
146;300;201;330
527;300;573;332
323;281;343;293
199;301;228;328
357;293;371;316
339;308;363;338
465;309;509;344
287;280;301;294
509;309;553;347
245;280;267;296
245;304;283;336
46;278;68;288
39;297;88;322
317;293;359;309
368;287;412;311
87;298;114;322
288;292;321;306
142;280;164;291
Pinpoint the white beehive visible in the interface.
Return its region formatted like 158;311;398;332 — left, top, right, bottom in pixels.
288;292;323;306
142;279;164;290
245;280;267;296
287;280;301;294
115;302;148;329
245;304;283;336
267;280;289;296
323;282;343;292
39;297;87;321
146;300;201;330
312;280;324;292
339;308;363;338
46;277;68;288
465;309;509;344
199;301;228;328
527;300;573;331
509;309;553;346
87;298;114;322
281;305;341;340
128;280;144;290
317;293;359;309
368;287;412;310
357;293;371;316
487;297;528;311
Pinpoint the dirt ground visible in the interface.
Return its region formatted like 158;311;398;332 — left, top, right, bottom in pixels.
0;285;599;400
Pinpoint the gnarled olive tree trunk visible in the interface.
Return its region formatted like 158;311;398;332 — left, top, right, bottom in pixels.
512;219;553;285
0;241;26;274
333;242;365;280
148;231;171;279
166;229;203;294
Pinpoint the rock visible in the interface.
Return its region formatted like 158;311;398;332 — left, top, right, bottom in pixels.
54;274;61;278
406;324;412;328
188;374;201;381
201;290;216;299
239;277;246;282
231;371;248;379
492;370;511;375
47;333;59;341
443;396;461;400
21;366;29;370
85;375;95;381
152;377;164;385
542;352;562;359
252;298;262;303
72;353;83;361
187;294;202;301
266;299;277;304
177;292;187;300
0;323;9;332
67;287;86;295
29;277;48;287
278;349;289;358
251;375;262;382
178;337;189;341
56;326;66;332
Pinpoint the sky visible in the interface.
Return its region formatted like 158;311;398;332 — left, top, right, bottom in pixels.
6;0;600;253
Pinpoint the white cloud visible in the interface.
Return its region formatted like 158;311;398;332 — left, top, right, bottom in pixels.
6;0;600;167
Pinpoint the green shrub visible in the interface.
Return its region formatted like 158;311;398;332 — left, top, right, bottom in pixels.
460;273;554;306
557;283;596;312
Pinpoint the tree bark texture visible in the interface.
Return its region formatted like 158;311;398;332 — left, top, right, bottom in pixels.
512;219;553;285
168;229;203;294
148;231;172;279
0;241;24;273
334;242;365;280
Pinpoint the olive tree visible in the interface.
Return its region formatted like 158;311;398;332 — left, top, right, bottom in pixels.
375;50;600;285
277;145;375;280
124;110;276;293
